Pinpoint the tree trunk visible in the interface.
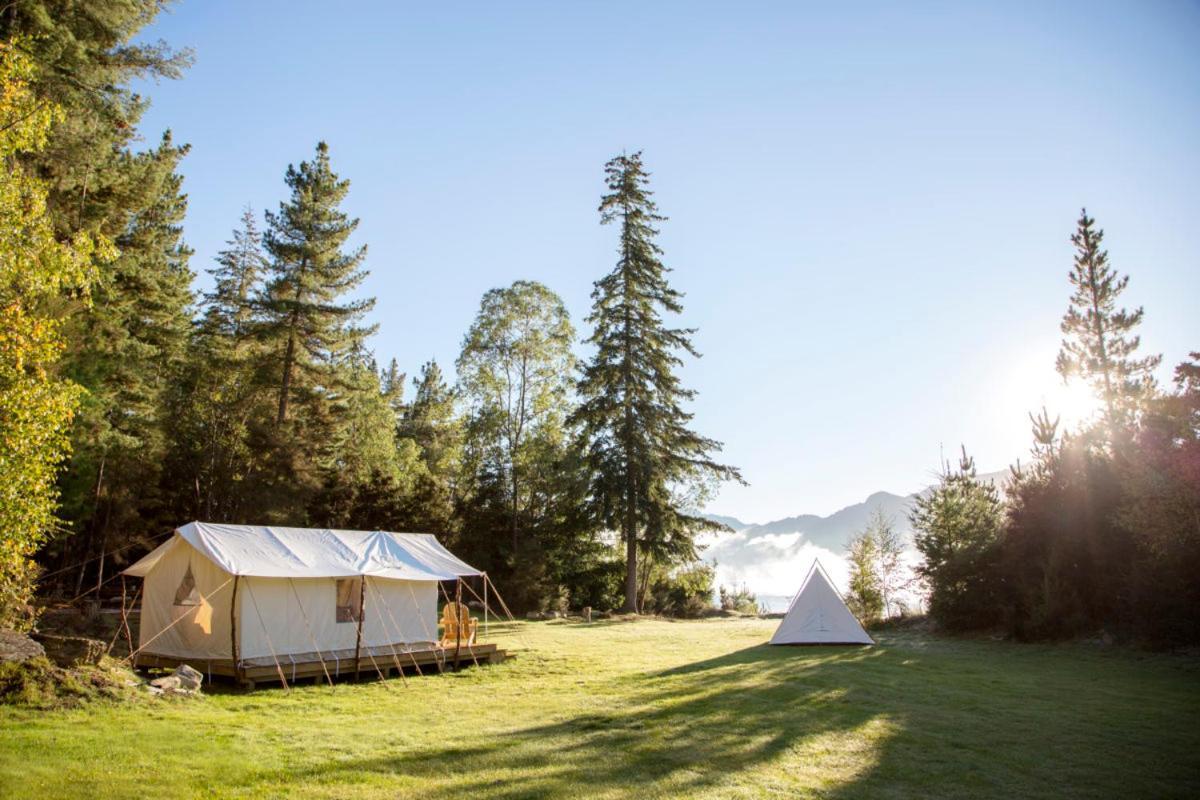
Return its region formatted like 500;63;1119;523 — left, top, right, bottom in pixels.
277;331;296;423
623;497;638;613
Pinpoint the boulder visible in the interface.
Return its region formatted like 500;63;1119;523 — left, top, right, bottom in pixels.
148;664;204;696
0;630;45;664
175;664;203;691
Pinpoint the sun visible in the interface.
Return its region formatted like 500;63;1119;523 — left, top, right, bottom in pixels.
1044;378;1102;431
1000;346;1104;435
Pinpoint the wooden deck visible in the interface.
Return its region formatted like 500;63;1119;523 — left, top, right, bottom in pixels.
135;642;506;687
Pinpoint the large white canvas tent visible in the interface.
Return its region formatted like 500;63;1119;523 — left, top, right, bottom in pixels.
770;561;874;645
122;522;493;682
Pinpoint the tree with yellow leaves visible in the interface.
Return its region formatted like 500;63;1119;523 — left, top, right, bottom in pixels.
0;39;115;628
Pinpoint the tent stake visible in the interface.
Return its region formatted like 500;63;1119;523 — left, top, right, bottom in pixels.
353;576;366;681
230;575;241;685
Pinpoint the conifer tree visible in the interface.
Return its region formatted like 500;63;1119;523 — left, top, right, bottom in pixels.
162;210;270;522
1056;210;1161;434
260;142;374;424
202;208;267;342
58;134;194;591
911;449;1004;630
572;152;742;612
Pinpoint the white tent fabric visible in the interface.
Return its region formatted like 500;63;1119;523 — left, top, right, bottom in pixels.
122;522;480;664
770;561;874;645
124;522;481;580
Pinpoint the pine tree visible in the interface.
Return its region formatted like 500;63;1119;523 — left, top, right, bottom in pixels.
1056;209;1161;435
260;141;375;424
202;207;266;342
381;358;407;421
0;1;192;243
572;152;742;612
58;133;194;593
400;360;461;481
911;449;1004;630
161;210;270;522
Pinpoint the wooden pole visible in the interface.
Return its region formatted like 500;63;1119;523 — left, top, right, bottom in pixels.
453;578;463;670
483;573;489;639
230;575;241;685
119;576;134;657
353;576;366;681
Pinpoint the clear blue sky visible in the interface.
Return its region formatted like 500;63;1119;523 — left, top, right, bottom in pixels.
132;1;1199;523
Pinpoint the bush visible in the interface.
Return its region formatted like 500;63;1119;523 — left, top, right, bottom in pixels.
719;584;759;614
645;562;717;618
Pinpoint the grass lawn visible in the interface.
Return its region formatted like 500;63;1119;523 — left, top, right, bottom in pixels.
1;617;1197;799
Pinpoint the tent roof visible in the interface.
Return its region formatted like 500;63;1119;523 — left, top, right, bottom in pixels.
123;522;482;581
769;560;874;645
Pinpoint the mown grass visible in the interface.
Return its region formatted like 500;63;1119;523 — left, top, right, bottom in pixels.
1;618;1197;799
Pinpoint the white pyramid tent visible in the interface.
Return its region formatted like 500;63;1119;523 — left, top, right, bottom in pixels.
770;560;874;645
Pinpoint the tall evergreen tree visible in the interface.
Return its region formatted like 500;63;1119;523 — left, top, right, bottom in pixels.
161;210;270;522
58;134;194;592
260;141;374;424
571;152;742;612
1056;210;1161;435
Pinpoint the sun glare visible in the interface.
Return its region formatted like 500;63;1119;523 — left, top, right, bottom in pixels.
1001;347;1104;436
1023;375;1102;433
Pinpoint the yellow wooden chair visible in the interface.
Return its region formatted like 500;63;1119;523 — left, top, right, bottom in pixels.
439;601;477;646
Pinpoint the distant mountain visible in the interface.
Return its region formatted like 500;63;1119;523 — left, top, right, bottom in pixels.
700;469;1011;606
704;468;1010;551
702;514;751;531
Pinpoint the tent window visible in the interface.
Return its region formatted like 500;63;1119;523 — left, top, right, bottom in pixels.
336;577;363;623
174;564;201;606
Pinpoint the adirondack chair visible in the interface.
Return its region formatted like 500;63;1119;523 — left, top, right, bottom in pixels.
440;601;477;646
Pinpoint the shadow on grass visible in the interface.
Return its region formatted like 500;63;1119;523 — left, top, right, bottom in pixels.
236;643;896;798
217;633;1200;798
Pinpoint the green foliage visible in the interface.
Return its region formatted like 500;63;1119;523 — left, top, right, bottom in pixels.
845;526;884;623
911;449;1005;631
0;39;113;627
641;561;717;617
718;583;759;614
261;141;374;424
457;280;576;557
572;152;741;611
845;509;905;623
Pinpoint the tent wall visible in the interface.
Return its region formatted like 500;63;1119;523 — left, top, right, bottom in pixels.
236;576;437;660
138;538;234;660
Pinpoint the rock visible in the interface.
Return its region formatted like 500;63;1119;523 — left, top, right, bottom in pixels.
0;630;46;664
148;664;204;696
582;606;592;623
30;633;105;667
150;674;182;691
175;664;203;691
